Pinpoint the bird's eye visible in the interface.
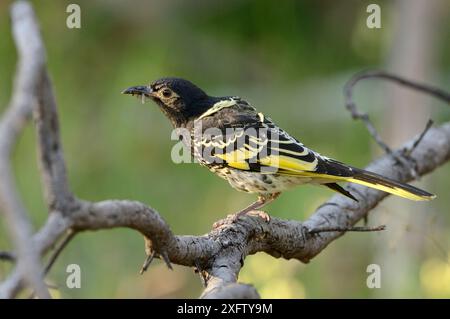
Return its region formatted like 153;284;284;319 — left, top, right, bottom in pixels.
162;89;172;98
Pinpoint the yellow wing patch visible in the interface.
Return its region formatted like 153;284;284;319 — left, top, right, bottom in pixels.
214;146;318;173
215;148;252;170
196;122;320;175
258;155;318;172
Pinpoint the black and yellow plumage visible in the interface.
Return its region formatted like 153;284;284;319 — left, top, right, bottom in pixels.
123;78;435;218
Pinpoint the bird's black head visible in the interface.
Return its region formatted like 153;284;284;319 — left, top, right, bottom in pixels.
123;77;212;127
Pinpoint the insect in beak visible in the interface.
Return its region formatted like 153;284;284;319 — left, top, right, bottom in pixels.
122;85;153;104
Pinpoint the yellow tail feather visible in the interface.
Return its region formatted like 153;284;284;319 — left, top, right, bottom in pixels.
347;177;435;201
280;170;436;201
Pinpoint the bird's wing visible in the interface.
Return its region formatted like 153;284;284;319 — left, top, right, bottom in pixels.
194;98;434;201
212;121;338;175
194;97;342;175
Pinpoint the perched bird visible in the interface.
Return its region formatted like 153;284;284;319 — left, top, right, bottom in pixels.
123;78;435;219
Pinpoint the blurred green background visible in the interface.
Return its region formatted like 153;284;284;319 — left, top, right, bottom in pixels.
1;0;450;298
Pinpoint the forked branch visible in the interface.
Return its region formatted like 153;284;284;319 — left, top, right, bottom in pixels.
1;1;449;299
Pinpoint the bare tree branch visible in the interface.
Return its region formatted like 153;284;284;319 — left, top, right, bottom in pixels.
343;70;450;179
1;2;449;299
201;283;260;299
1;122;449;298
0;1;50;299
43;229;75;276
34;72;77;212
0;213;69;298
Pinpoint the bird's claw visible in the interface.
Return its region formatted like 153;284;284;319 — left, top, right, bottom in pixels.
212;210;271;229
212;216;231;229
246;210;271;223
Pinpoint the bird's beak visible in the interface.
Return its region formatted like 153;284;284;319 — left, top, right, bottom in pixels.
121;85;153;97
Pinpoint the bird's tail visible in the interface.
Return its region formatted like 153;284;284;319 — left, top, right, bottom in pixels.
345;169;435;201
274;156;435;201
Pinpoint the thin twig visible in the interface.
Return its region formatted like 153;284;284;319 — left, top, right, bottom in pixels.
0;1;50;299
26;229;76;299
140;251;155;275
1;2;449;299
43;229;76;276
344;70;449;179
405;119;434;156
27;229;76;299
344;71;450;114
161;251;173;270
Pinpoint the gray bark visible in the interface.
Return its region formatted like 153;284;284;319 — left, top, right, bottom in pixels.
0;1;449;299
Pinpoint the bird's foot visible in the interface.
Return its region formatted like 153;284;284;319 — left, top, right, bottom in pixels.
212;215;233;229
212;193;279;229
246;210;271;223
212;210;271;229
